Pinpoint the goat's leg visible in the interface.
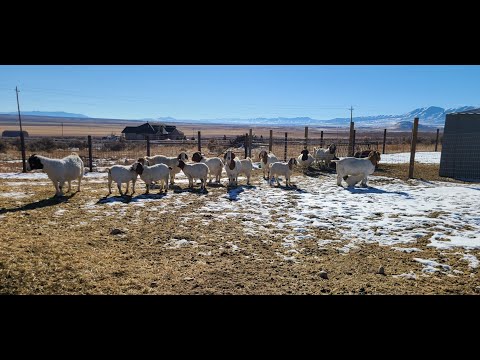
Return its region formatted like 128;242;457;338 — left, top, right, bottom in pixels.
131;180;136;194
77;174;82;192
336;172;343;186
52;180;61;196
361;176;368;187
67;180;71;193
117;182;123;196
58;180;65;196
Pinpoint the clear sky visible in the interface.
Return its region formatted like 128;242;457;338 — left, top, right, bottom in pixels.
0;65;479;120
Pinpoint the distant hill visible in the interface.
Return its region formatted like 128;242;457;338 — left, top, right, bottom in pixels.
0;111;89;118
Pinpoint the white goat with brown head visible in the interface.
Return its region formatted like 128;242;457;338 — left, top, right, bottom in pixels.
269;158;298;187
332;151;381;187
223;150;252;186
258;150;278;179
313;144;337;168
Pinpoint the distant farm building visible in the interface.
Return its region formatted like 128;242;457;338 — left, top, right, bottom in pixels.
2;130;29;138
121;122;184;140
439;108;480;181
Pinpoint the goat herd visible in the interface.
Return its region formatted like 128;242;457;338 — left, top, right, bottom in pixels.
24;144;381;198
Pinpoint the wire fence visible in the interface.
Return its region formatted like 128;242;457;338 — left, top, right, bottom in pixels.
0;126;444;174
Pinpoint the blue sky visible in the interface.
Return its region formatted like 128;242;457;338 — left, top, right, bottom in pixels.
0;65;479;120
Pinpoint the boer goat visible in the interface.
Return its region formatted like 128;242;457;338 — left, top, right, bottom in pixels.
258;150;278;179
223;150;253;186
107;162;143;196
313;144;337;168
144;152;188;185
192;151;224;183
269;158;298;187
297;149;314;169
332;151;381;187
27;153;84;197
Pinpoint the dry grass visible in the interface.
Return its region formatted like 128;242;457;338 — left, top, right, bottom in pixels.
1;167;479;295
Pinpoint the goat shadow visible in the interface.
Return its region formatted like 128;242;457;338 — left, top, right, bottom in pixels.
343;186;411;197
266;183;308;193
97;192;169;204
0;192;77;214
225;184;257;201
173;187;209;195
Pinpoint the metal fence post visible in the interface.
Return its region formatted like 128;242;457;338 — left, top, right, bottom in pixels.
197;131;201;152
320;131;324;148
284;132;288;162
435;128;440;152
146;135;151;157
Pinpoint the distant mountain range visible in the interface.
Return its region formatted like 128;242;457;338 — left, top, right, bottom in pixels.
153;106;478;129
0;111;89;118
1;106;477;129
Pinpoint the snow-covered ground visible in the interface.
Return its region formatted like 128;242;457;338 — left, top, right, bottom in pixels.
380;151;441;164
2;166;479;270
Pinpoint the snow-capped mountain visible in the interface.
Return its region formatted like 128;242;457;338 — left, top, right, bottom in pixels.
155;106;478;129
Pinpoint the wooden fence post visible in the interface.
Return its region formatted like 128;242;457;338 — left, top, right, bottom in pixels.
304;126;308;150
284;132;288;162
408;118;419;179
382;129;387;154
435;128;440;152
249;128;252;158
352;129;356;155
269;130;273;152
348;122;355;156
88;135;93;172
244;133;248;159
146;135;150;157
197;131;201;152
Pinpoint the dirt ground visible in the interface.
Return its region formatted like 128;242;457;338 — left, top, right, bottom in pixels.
0;163;478;295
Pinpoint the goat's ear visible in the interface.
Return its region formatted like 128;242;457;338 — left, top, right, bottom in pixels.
224;152;228;160
231;152;235;159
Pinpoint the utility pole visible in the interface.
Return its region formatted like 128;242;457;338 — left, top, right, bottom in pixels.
16;86;27;173
349;105;354;124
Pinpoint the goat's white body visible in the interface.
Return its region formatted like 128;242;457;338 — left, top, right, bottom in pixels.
259;151;278;179
145;153;187;184
139;163;170;193
198;156;224;183
238;158;253;185
179;162;209;190
107;164;139;195
297;153;314;169
313;147;336;167
269;161;294;187
224;151;252;186
333;157;376;187
29;154;84;196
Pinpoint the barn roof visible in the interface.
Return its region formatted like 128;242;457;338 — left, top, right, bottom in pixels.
451;108;480;115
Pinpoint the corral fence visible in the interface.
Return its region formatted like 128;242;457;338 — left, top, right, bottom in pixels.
0;120;442;177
